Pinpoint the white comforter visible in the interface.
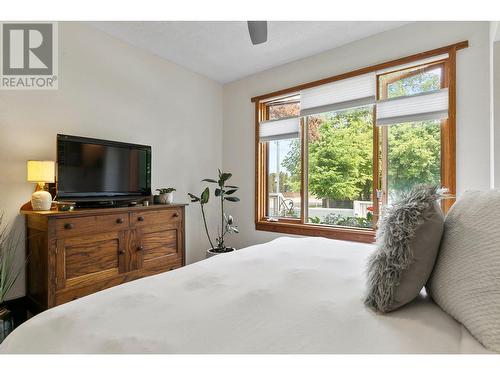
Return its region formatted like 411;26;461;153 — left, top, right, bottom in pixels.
0;237;489;353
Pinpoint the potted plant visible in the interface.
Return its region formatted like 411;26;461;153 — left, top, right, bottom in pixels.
156;188;176;204
188;170;239;258
0;215;23;343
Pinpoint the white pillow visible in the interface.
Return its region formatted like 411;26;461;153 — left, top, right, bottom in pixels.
427;190;500;353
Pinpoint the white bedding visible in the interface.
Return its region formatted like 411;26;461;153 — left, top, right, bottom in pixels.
0;237;489;354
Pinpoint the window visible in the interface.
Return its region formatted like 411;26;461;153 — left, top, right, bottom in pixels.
306;106;374;229
268;138;301;218
263;98;301;219
254;43;465;242
377;62;445;206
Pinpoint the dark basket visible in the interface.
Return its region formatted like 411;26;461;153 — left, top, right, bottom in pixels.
0;307;14;344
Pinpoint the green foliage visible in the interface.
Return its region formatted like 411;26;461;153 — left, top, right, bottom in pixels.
306;108;373;201
387;122;440;193
188;170;239;251
188;187;209;204
311;213;372;229
156;187;176;194
387;70;440;98
280;139;302;192
309;216;321;224
324;213;372;228
283;205;298;218
0;215;24;305
384;69;441;194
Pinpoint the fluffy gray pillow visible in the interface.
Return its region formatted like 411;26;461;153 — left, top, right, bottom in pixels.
365;186;444;312
427;190;500;353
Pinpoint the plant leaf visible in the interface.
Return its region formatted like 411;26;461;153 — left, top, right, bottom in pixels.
200;187;210;204
220;173;232;183
159;188;176;193
225;185;239;189
0;217;25;304
215;188;222;197
224;196;240;202
187;193;200;202
202;178;217;183
225;189;238;195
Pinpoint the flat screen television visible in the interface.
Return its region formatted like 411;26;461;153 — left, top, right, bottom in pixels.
57;134;151;203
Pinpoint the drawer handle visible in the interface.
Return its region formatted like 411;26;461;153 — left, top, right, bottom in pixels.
137;245;144;252
64;223;74;230
137;216;145;222
173;212;179;217
118;249;125;255
116;218;124;224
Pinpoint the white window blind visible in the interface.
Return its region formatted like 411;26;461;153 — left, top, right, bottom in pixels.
376;88;449;126
300;73;376;116
375;53;449;126
259;117;300;142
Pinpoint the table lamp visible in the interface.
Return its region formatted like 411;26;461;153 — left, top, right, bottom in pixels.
27;160;55;211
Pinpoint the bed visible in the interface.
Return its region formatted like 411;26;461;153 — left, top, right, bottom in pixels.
0;236;489;353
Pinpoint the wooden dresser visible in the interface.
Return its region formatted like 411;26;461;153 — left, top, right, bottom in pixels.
21;204;186;312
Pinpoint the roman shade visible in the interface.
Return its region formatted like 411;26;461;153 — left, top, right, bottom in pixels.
259;117;300;142
376;88;449;126
300;73;376;117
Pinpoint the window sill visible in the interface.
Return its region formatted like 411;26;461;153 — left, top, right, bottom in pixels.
255;220;376;244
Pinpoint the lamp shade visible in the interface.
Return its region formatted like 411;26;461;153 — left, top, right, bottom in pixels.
27;160;55;183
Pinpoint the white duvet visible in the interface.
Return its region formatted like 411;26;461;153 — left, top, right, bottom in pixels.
0;237;489;353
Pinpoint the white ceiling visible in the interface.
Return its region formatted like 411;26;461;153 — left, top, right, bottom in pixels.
90;21;410;83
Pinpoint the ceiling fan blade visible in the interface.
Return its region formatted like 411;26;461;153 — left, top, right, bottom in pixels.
247;21;267;45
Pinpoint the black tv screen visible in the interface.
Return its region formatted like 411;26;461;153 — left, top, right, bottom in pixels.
57;134;151;199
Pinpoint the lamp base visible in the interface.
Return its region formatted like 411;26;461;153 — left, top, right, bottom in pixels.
31;190;52;211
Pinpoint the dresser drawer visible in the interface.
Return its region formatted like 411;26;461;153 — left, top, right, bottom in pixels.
131;208;182;228
55;273;136;305
139;256;183;279
55;213;129;238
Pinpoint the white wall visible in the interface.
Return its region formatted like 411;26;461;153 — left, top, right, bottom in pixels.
0;22;223;299
495;43;500;187
490;21;499;188
223;21;492;249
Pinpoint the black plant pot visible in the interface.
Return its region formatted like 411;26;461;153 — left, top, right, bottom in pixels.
206;247;236;258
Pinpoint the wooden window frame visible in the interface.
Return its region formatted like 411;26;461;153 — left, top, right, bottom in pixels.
376;60;452;212
263;98;301;219
254;41;466;243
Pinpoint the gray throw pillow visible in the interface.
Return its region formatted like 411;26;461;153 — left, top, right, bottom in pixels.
427;190;500;353
365;186;444;313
